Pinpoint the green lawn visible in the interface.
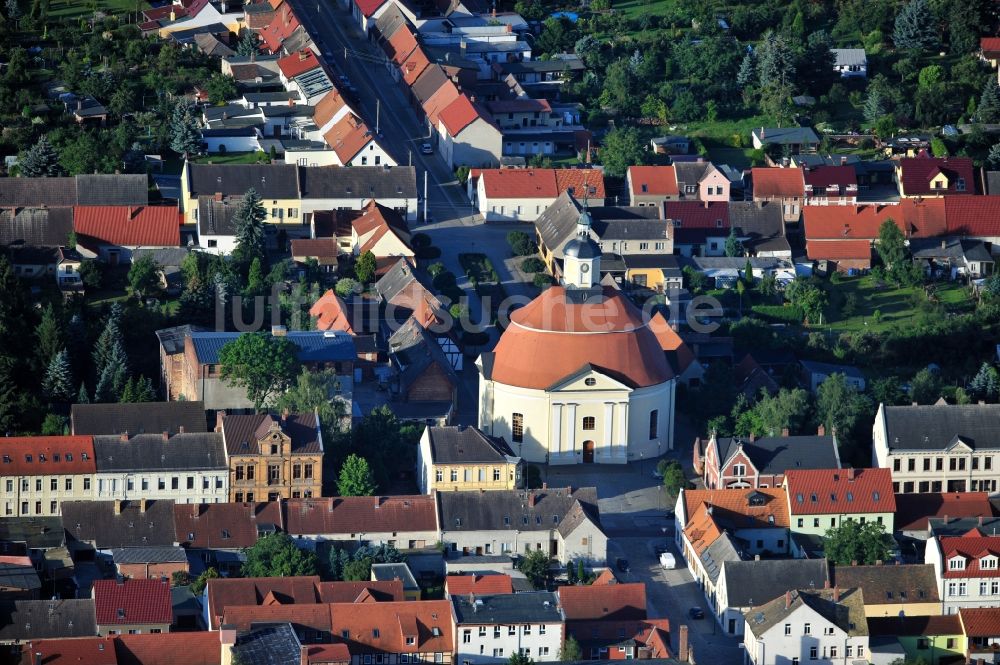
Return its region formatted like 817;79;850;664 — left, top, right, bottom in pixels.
459;253;499;283
47;0;149;18
813;276;973;333
194;152;270;166
612;0;681;19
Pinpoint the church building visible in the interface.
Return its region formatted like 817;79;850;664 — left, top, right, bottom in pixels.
476;204;677;465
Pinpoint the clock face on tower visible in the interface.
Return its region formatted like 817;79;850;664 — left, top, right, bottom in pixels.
580;264;590;273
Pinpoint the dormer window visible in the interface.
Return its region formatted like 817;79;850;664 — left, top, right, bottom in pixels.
982;557;998;570
948;557;966;571
641;184;648;193
406;637;415;646
957;178;966;192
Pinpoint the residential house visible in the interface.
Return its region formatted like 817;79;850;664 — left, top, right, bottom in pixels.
662;201;730;257
727;201;791;258
873;402;1000;494
491;58;586;89
0;207;74;251
0;174;147;208
472;168;604;222
308;89;356;143
895;156;976;197
326;600;454;665
650;135;690;155
959;607;1000;662
0;437;97;517
0;598;97;644
297;165;418;223
437;94;503;168
714;558;830;636
259;3;305;54
92;432;229;503
61;499;178;557
322;112;397;167
291;238;339;272
944;196;1000;247
174;501;285;576
444;574;513;596
622;254;684;293
910;237;994;280
160;329;355;410
276;49;333;105
436;487;607;565
0;516;68;580
802;165;858;205
695;430;841;490
799;360;866;392
751;168;805;223
750;127;820;153
626;166;678;206
219;412;323;503
309;290;380;336
732;354;780;403
674;161;731;202
387;317;459;423
0;556;41;600
417;425;522;494
830;563;941;617
283;495;439;550
111;546;188;581
558;582;647;627
925;529;1000;613
452;592;564;663
868;615;964;665
180;162;302;227
7;246;82;289
784;468;896;541
742;588;868;665
564;619;673;661
92;579;171;635
349;200;414;271
376;258;447;329
894;492;998;538
980;37;1000;68
832;49;867;77
370;563;419;601
648;312;704;387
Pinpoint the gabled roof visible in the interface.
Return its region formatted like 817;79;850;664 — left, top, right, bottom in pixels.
354;0;390;18
648;311;696;375
721;559;829;608
284;495;438;536
894;492;997;531
309;290;357;333
830;563;939;603
805;239;873;261
330;600;453;651
881;403;1000;451
0;599;96;642
186;163;300;199
680;487;789;529
174;502;284;549
960;607;1000;637
388;317;458;394
438;487;599;533
188;331;356;365
0;177;77;207
0;437;96;475
375;258;445;327
453;592;562;625
18;637;117;665
558;583;646;621
75;175;150;206
803;165;857;192
727;201;785;248
401;44;431;86
628;166;678;196
662;200;729;228
220;412;321;456
205;576;321;629
566;619;671;658
421;80;461;127
62;500;177;549
73;205;180;247
939;532;1000;578
714;434;840;476
259;4;300;52
0;207;74;246
425;425;516;465
868;614;961;637
93;432;227;472
479;168;604;200
981;37;1000;54
93;579;171;625
831;48;866;67
897;156;975;196
386;25;419;67
944;196;1000;237
752;168;805;198
445;574;513;596
0;516;64;549
291;238;338;260
313;90;351;130
784;468;895;515
352;200;412;255
438;94;482;136
222;602;332;633
803;199;946;240
297;165;417;200
323;113;374;164
114;632;221;665
411;65;449;106
315;580;405;603
745;588;866;638
277;49;322;79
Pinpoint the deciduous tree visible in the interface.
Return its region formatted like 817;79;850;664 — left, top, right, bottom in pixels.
337;454;377;496
518;549;550;589
599;127;645;178
242;532;318;578
823;519;891;565
218;332;299;411
128;254;160;298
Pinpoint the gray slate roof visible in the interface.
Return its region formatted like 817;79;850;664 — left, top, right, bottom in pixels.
374;3;409;40
93;432;227;472
716;435;839;475
0;517;64;550
674;161;710;188
0;177;77;206
189;331;356;365
986;171;1000;196
75;174;148;206
234;623;302;665
453;591;562;624
910;237;994;263
71;401;207;436
0;560;41;591
62;500;177;549
412;66;449;106
186;163;300;199
0;599;97;641
198;196;240;236
426;425;516;464
752;127;820;145
830;563;939;604
298;166;417;200
389;318;457;395
438;487;599;533
371;562;418;590
728;201;785;249
535;192;664;258
155;324;207;355
700;531;740;583
111;546;188;564
0;207;74;246
722;558;829;608
832;48;866;67
375;259;441;309
745;588;867;639
881;403;1000;451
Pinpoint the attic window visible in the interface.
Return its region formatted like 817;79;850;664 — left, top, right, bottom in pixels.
24;455;31;463
715;220;723;228
455;518;461;527
830;494;837;502
553;515;559;524
846;492;854;502
810;493;817;503
82;453;89;460
504;516;510;526
432;627;441;636
2;456;9;463
342;630;350;639
373;629;380;638
38;454;46;462
641;184;648;193
872;491;881;501
117;609;126;619
188;532;195;540
221;529;231;539
406;637;415;646
66;454;72;461
53;454;59;462
585;378;597;386
886;591;893;600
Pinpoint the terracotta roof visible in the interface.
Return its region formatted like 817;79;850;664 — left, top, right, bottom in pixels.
93;579;171;625
960;607;1000;636
982;37;1000;54
897;156;975;196
803;199;946;240
223;603;332;633
259;5;300;52
315;580;405;603
554;169;605;198
352;200;412;255
401;45;431;86
478;169;604;200
806;239;873;261
310;290;354;332
438;94;480;136
206;576;321;629
558;583;647;621
752;168;805;198
445;574;513;596
785;468;895;515
0;437;96;475
327;600;453;653
73;206;181;247
681;487;790;528
354;0;389;18
945;196;1000;237
283;496;437;536
662;201;729;228
278;49;322;79
648;311;695;374
322;113;373;163
591;568;617;585
313;90;351;129
940;532;1000;578
567;619;671;658
628;166;678;196
304;645;351;665
114;632;221;665
291;238;339;259
174;502;284;550
386;26;419;67
421;80;460;127
895;492;996;531
19;638;118;665
489;286;673;390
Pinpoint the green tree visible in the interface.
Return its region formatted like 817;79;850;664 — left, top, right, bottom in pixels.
738;387;812;437
190;567;219;594
35;303;63;368
242;532;318;577
724;228;743;257
233;188;267;262
93;308;128;403
508;653;534;665
121;375;155;403
979;81;1000;123
989;143;1000;170
245;257;265;296
128;254;160;298
205;73;237;106
0;357;18;434
41;413;68;435
337;454;378;496
910;368;942;404
968;362;1000;402
559;637;582;662
343;557;373;581
77;261;103;289
19;135;63;177
816;373;871;441
76;382;90;404
599;127;645;178
784;280;827;324
876;219;910;284
930;137;949;157
506;231;537;257
236;29;258;57
518;549;550;589
42;349;73;402
218;332;300;411
277;369;349;431
659;460;688;497
893;0;938;50
169;104;201;159
335;278;359;297
917;65;944;90
823;519;891;565
355;251;377;285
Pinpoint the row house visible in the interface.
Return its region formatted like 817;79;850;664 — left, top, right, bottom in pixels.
92;579;172;636
69;401;208;437
868;615;963;665
417;425;523;494
873;401;1000;494
694;429;840;490
830;563;941;618
328;600;454;665
926;528;1000;613
277;49;333;105
284;495;439;550
715;559;829;636
626;163;731;207
0;437;97;517
469;168;605;222
960;607;1000;663
453;592;563;663
895;156;976;197
784;468;896;544
175;501;285;576
751;167;804;223
802;165;858;205
71;206;183;264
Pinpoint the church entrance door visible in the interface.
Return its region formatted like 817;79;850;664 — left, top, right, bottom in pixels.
582;440;595;463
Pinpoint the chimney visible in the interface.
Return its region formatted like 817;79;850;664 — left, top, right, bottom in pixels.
179;426;185;434
289;98;295;107
162;431;169;441
76;99;83;111
840;156;847;166
847;468;855;481
944;514;949;524
851;560;857;566
784;591;791;609
754;554;760;561
300;646;308;665
34;653;41;665
817;424;825;436
114;500;124;516
781;427;790;437
220;625;238;665
140;499;150;514
703;200;709;209
469;592;476;607
832;586;840;602
528;492;537;507
215;410;226;433
542;482;547;489
677;625;689;663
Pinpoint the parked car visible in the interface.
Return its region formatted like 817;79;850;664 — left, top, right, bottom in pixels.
420;142;433;155
688;607;705;620
616;558;629;573
659;552;677;569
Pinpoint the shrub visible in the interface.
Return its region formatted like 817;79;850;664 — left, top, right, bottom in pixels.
533;273;553;288
335;278;359;297
411;233;431;249
507;231;537;257
751;304;805;324
521;257;545;273
427;262;446;277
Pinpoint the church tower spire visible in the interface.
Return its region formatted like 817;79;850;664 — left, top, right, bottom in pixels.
561;197;601;289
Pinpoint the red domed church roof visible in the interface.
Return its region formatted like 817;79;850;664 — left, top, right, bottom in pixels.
488;286;673;390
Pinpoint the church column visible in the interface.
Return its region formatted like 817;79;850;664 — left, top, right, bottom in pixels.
617;402;629;457
565;403;577;458
603;403;615;459
551;404;563;456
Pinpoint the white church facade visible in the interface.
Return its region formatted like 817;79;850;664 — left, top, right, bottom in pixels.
476;205;677;465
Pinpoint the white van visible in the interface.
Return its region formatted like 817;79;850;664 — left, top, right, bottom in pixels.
659;552;676;570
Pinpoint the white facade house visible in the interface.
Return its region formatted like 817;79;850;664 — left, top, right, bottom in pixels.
925;530;1000;614
282;496;439;551
832;49;867;78
299;166;418;222
437;98;503;169
453;592;564;664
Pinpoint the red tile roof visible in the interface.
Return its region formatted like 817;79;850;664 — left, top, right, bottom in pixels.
681;487;790;529
353;200;412;255
803;165;857;194
554;169;605;199
327;601;453;653
803;199;946;239
438;95;480;136
73;207;181;248
590;568;618;585
897;156;975;196
354;0;389;18
386;27;419;67
445;574;513;596
982;38;1000;54
401;45;431;86
174;502;284;550
940;532;1000;578
314;90;350;130
960;607;1000;636
305;645;351;665
284;496;437;536
206;576;321;629
223;603;333;633
649;311;695;374
805;239;873;261
566;619;671;658
895;492;997;532
315;580;405;603
259;4;300;53
752;168;805;198
323;113;374;164
559;583;647;621
944;196;1000;237
628;166;678;196
662;201;729;228
784;468;895;515
291;238;339;260
310;290;354;333
480;169;558;198
0;436;96;475
93;579;171;625
20;638;118;665
278;49;321;79
421;80;460;127
115;632;221;665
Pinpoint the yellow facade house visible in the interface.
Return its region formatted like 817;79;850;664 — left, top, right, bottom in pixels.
180;162;305;228
831;563;942;618
417;425;522;494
